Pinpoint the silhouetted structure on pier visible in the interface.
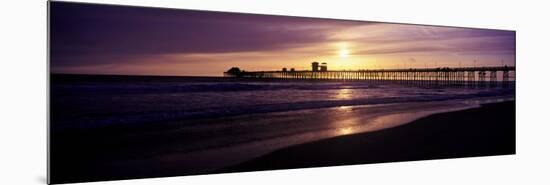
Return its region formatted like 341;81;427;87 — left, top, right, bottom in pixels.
320;62;328;72
224;63;515;87
312;62;319;72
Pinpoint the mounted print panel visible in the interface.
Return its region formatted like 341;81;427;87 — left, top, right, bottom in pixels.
48;1;515;184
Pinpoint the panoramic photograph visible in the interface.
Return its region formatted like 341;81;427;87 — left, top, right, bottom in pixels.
49;1;515;184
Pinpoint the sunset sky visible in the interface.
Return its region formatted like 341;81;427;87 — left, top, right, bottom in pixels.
50;2;516;76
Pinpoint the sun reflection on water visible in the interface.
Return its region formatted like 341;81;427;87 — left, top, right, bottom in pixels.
337;127;354;135
337;106;353;111
335;88;353;100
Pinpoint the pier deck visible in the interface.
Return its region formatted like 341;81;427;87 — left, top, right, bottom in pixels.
224;66;515;86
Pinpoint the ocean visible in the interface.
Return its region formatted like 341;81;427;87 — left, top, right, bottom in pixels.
51;74;514;130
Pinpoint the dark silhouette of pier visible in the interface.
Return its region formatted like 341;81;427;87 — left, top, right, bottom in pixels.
224;63;515;87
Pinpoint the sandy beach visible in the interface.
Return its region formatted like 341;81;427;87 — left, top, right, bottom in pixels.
221;101;515;173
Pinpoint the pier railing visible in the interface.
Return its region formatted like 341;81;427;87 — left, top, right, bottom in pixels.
224;66;515;87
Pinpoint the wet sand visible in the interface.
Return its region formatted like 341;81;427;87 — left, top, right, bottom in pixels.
221;101;515;173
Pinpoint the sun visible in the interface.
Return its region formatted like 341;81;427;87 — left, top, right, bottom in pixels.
338;48;349;58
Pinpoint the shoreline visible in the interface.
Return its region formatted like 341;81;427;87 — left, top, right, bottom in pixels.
220;100;515;173
50;99;515;184
51;94;514;131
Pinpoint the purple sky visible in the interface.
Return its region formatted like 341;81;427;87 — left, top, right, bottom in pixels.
50;2;515;76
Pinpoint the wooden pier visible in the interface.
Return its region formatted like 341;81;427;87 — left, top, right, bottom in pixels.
224;66;515;87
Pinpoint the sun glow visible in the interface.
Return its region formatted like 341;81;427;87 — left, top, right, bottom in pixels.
338;48;350;58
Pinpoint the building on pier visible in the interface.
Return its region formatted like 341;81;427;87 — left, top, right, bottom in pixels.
320;62;328;72
312;62;319;72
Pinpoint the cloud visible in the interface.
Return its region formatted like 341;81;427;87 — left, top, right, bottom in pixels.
344;24;515;56
50;2;368;67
